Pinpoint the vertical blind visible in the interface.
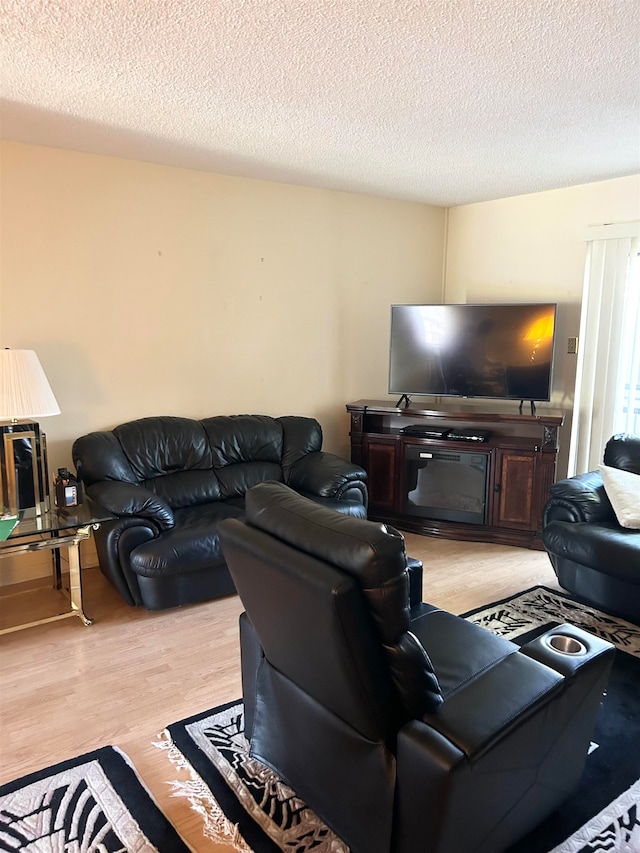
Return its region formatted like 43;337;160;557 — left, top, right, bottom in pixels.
614;245;640;436
568;223;640;476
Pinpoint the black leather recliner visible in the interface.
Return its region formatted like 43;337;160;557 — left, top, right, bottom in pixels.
543;433;640;623
218;482;614;853
72;414;367;610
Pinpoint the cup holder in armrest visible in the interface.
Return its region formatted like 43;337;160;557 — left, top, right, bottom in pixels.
544;634;587;656
521;623;614;679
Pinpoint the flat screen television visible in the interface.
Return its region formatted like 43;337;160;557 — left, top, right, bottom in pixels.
389;303;557;403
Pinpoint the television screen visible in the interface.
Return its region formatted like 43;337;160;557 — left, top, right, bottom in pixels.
389;303;557;401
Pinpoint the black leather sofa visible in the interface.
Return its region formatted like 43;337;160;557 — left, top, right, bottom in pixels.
219;482;614;853
72;414;367;610
543;433;640;623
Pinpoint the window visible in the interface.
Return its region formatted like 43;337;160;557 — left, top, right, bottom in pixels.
613;247;640;435
568;223;640;475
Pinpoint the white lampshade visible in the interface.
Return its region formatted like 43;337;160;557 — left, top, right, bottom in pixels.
0;349;61;421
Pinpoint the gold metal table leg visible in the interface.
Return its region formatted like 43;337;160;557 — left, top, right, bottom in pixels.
67;526;93;627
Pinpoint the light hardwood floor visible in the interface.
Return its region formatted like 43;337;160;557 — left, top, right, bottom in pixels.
0;533;561;852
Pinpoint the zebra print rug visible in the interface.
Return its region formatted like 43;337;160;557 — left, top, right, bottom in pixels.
159;586;640;853
0;745;191;852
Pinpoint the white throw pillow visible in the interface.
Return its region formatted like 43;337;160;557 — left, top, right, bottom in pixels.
598;464;640;529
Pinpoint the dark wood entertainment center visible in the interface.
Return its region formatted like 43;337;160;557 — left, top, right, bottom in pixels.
346;399;565;550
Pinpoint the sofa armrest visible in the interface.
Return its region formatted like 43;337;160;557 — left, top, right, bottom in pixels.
543;471;616;525
393;634;606;853
93;518;158;605
86;481;175;530
421;652;564;761
287;451;367;504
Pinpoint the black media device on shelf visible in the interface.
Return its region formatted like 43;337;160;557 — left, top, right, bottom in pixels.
389;302;557;405
401;425;451;439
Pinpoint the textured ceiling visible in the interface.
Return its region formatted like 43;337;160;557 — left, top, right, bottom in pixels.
1;0;639;206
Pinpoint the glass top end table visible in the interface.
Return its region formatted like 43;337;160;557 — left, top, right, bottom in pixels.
0;501;114;635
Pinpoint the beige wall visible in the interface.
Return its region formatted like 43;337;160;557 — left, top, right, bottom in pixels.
0;141;445;581
0;140;446;471
444;175;640;476
2;139;638;582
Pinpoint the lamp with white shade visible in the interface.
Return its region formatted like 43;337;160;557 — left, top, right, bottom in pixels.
0;349;61;514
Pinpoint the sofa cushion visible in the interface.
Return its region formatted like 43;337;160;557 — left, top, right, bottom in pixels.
202;415;283;467
410;609;518;699
114;416;221;508
114;416;213;478
598;464;640;529
216;460;284;500
145;469;222;508
129;503;245;577
73;431;138;485
543;520;640;582
202;415;286;499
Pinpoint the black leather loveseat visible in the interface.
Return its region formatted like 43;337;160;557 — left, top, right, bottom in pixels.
543;433;640;623
72;414;367;610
